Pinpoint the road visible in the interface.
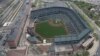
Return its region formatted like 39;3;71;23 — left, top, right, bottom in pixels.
0;0;19;23
15;0;31;47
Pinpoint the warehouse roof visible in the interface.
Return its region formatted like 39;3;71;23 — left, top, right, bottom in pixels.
7;48;26;56
7;18;23;41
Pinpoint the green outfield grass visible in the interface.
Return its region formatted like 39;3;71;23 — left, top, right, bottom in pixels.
35;21;67;38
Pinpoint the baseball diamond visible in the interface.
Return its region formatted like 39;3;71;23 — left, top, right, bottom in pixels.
30;7;91;44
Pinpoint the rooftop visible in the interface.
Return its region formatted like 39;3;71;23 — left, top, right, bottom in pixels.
7;47;27;56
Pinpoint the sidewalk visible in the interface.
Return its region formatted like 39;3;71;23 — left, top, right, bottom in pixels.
88;40;99;56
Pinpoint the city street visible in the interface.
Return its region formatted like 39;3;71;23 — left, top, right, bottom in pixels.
18;0;31;47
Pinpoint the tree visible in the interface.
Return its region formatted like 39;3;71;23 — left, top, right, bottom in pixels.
75;50;89;56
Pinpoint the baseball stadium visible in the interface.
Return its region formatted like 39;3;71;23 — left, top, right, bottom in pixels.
28;7;91;45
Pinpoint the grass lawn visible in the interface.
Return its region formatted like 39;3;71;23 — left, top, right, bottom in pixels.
35;21;66;38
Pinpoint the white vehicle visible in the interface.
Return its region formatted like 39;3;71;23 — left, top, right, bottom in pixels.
26;33;30;38
3;22;11;26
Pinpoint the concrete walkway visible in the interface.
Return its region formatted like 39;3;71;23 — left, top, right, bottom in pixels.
88;40;99;56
